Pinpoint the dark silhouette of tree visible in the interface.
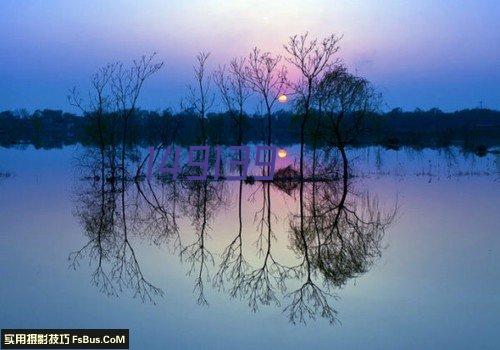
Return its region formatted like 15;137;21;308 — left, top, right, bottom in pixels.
317;65;380;147
70;142;397;322
284;32;342;179
213;58;251;146
186;52;214;144
241;48;287;146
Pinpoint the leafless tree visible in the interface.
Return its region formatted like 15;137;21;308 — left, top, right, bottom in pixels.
186;52;214;143
284;32;342;179
69;64;118;184
211;61;252;296
241;48;287;146
69;54;163;181
213;58;251;146
212;180;250;299
109;54;163;181
68;64;116;143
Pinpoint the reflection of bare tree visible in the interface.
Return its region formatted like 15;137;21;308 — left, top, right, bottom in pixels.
237;181;291;311
315;190;390;287
285;153;396;324
286;178;339;324
71;145;163;303
213;180;249;298
179;177;227;305
70;148;119;297
72;144;395;322
134;175;181;250
72;140;395;323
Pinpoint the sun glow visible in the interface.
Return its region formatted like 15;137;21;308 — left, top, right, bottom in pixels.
278;94;287;103
278;148;287;158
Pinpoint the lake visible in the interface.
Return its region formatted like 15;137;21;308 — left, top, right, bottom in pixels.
0;145;499;349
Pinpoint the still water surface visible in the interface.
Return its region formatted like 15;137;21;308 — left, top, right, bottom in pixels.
0;145;499;349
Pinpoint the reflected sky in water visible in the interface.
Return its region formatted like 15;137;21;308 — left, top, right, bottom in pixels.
0;145;499;349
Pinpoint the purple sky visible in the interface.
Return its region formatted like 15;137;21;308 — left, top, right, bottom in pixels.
1;0;499;112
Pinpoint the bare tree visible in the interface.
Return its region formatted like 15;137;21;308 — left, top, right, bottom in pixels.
70;54;164;304
284;32;342;179
69;64;117;183
213;58;251;146
68;64;116;146
241;48;287;146
109;54;163;179
186;52;214;143
69;54;163;180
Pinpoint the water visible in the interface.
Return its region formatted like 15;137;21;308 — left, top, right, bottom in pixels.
0;145;499;349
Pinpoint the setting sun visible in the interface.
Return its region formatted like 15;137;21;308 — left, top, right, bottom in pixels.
278;148;287;158
278;94;287;103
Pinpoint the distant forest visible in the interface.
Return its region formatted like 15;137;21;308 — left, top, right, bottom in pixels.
1;107;499;154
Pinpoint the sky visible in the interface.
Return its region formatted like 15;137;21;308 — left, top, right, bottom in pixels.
0;0;499;113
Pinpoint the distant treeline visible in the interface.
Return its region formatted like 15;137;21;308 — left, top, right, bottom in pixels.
1;107;499;153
